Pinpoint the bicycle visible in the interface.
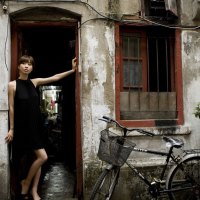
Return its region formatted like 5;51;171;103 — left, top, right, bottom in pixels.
89;116;200;200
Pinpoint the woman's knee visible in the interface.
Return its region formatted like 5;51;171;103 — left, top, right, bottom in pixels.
35;149;48;163
43;154;48;163
40;151;48;163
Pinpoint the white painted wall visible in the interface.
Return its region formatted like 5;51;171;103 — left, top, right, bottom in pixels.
182;30;200;148
81;20;115;162
0;12;11;199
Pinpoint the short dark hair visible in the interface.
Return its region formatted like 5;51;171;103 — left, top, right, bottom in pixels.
18;55;35;67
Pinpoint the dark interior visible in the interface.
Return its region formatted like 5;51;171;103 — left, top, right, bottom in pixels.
20;26;76;168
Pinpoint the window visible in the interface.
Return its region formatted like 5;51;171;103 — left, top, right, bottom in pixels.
141;0;178;18
143;0;166;17
115;25;183;127
121;31;146;90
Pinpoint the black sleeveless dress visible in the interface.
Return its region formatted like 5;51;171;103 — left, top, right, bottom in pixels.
12;79;44;159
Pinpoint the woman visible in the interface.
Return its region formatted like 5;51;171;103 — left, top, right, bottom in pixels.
5;55;77;200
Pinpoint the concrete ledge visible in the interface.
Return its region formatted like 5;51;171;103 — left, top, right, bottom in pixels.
110;125;191;136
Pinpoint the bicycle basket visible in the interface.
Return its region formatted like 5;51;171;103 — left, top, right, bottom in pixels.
97;129;136;166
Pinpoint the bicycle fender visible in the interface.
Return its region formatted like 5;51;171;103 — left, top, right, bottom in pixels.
165;153;200;188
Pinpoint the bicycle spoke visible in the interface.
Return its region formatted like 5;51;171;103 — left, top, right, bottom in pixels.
167;156;200;200
97;177;112;198
90;167;120;200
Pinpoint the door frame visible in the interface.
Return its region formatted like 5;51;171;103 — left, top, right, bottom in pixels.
11;20;83;198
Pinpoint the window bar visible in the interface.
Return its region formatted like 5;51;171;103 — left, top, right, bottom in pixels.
147;37;150;111
156;39;160;111
165;38;169;111
128;37;131;112
156;39;159;92
137;36;141;112
165;38;169;92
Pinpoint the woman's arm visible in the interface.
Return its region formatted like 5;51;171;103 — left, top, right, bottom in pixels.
5;81;16;143
32;57;77;87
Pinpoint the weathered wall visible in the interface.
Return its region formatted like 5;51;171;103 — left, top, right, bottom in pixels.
85;164;173;200
81;0;200;198
81;19;115;160
0;1;118;199
179;0;200;150
0;8;10;199
181;30;200;148
181;0;200;25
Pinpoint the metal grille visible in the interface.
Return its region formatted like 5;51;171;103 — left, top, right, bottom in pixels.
120;28;177;120
97;130;135;166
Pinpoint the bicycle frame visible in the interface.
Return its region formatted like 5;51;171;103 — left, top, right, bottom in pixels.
94;117;200;199
125;145;180;195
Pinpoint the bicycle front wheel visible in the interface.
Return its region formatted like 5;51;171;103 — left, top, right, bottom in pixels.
167;155;200;200
89;165;120;200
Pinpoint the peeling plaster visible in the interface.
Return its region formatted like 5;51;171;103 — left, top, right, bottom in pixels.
82;22;115;160
104;27;114;58
181;30;200;148
183;34;192;56
182;31;200;63
182;31;200;88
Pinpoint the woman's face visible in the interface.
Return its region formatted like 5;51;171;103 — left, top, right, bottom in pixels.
18;62;33;75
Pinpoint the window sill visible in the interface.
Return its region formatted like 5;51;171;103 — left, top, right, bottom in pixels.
140;125;191;136
110;125;191;136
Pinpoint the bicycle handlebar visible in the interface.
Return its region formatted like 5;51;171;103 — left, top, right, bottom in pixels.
100;116;154;137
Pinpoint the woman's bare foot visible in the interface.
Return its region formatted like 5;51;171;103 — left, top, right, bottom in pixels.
21;180;29;195
31;189;41;200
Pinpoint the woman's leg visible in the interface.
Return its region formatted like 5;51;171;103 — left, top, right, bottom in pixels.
31;167;42;200
21;149;48;195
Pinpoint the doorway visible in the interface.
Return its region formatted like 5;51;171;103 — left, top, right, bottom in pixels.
11;24;81;199
21;26;77;165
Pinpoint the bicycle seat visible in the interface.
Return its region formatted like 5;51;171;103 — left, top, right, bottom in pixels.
163;136;184;148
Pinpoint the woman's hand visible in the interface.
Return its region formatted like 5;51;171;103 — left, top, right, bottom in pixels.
72;57;77;72
5;129;14;143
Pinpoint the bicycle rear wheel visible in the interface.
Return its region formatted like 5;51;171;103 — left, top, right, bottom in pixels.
89;166;120;200
167;155;200;200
